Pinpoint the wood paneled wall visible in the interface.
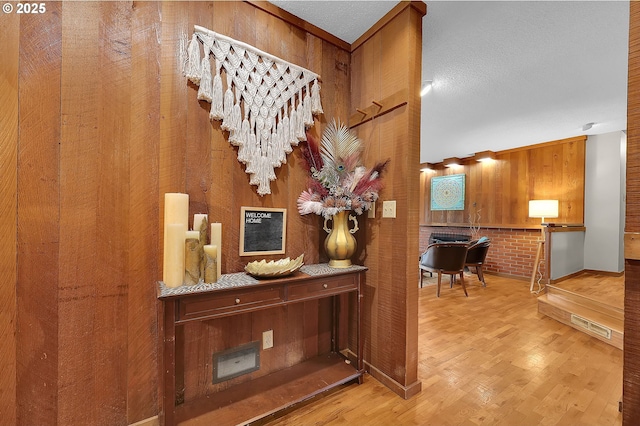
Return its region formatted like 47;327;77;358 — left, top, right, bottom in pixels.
624;1;640;422
0;1;363;424
350;2;425;397
421;136;586;228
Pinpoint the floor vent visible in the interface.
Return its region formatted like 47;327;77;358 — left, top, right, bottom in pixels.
570;314;612;340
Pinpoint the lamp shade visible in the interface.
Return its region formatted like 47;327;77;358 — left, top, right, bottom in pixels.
528;200;559;220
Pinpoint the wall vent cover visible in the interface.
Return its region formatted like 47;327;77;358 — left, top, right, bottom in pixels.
213;340;260;383
570;314;611;340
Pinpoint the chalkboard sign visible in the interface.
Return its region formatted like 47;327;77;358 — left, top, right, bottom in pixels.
239;207;287;256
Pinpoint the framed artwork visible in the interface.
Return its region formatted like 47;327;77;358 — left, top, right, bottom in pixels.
431;174;465;211
239;207;287;256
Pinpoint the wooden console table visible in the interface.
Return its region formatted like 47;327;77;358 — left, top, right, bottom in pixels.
157;264;366;425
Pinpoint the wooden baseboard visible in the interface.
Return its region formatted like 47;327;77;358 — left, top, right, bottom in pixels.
485;271;529;282
549;270;585;284
582;269;624;277
364;362;422;399
550;269;625;284
129;416;159;426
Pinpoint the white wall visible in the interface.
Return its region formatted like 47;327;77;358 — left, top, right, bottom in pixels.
551;231;585;279
584;131;626;273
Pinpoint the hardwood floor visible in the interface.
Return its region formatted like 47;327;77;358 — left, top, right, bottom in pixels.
551;272;624;308
264;274;623;425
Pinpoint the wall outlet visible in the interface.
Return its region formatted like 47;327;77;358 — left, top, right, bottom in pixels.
382;200;397;218
263;329;273;349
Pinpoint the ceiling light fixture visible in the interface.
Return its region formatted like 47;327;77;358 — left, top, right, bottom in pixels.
420;80;433;97
443;157;461;168
474;150;496;162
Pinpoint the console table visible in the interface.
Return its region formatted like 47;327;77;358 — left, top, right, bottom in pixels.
157;264;366;425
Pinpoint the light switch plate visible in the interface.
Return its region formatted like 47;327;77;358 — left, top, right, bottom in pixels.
263;329;273;349
382;200;396;218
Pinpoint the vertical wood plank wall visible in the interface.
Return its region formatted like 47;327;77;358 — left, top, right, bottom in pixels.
350;3;425;397
625;1;640;422
421;136;586;228
0;1;423;424
0;8;19;426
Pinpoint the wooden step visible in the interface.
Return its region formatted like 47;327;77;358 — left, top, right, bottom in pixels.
538;293;623;350
546;284;623;321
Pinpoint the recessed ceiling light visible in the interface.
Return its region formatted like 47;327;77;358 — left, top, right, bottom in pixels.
582;122;595;131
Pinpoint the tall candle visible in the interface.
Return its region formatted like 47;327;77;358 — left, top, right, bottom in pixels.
185;230;200;240
193;214;208;232
203;244;218;283
193;213;208;246
163;193;189;285
165;223;186;287
210;223;222;278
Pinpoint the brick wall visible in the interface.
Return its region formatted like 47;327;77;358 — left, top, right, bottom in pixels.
420;226;545;279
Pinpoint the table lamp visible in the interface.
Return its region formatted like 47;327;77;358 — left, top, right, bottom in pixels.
528;199;559;228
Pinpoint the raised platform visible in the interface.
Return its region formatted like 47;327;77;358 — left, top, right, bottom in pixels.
538;273;623;350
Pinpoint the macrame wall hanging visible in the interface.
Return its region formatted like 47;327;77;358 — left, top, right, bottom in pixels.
185;25;324;196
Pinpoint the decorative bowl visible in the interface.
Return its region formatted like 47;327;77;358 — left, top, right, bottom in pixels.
244;254;304;278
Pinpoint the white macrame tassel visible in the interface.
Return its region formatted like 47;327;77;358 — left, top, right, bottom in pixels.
245;133;258;174
209;60;224;120
229;103;242;143
295;91;306;142
282;114;290;154
311;79;323;115
185;34;202;84
197;56;213;102
221;74;234;131
289;104;298;145
303;84;313;127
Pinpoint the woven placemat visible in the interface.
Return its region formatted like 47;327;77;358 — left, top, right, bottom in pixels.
300;263;367;276
158;272;259;298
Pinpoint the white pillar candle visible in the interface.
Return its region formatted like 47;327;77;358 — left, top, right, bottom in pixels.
203;244;217;258
210;223;222;278
185;230;200;240
163;193;189;285
193;214;208;232
203;244;218;283
165;223;186;287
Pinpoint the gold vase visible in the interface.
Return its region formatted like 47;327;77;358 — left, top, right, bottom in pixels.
323;210;359;268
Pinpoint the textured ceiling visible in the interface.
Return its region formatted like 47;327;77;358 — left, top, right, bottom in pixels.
269;1;629;164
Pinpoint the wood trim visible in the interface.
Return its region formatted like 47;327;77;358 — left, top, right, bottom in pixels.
625;232;640;260
351;1;427;51
246;1;350;51
626;1;640;422
582;269;625;277
496;135;587;156
422;223;546;230
129;416;159;426
548;269;586;284
548;226;586;233
364;362;422;400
